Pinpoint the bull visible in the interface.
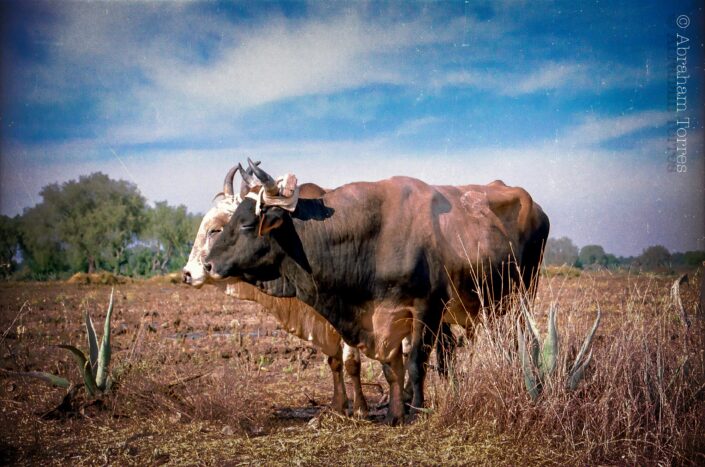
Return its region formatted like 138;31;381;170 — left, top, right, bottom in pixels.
183;165;368;416
205;160;549;424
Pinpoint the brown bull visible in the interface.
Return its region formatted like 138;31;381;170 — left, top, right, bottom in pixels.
183;167;368;416
205;160;549;424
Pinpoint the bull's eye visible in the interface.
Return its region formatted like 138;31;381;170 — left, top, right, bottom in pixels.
240;222;257;231
207;228;222;237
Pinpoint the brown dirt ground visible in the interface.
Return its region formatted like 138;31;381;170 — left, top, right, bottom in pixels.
0;271;700;465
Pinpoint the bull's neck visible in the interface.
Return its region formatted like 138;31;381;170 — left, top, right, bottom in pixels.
279;198;377;303
229;282;304;332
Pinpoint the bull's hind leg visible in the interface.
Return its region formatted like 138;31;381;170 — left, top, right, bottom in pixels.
435;322;458;378
403;323;457;406
407;299;443;414
381;349;405;425
343;344;368;418
327;348;349;414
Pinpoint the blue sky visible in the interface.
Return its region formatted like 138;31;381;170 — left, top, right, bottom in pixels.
1;1;703;256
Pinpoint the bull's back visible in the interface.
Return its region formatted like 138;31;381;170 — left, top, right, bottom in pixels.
318;176;547;299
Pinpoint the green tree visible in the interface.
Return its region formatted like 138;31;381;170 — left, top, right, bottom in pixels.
144;201;200;274
578;245;608;267
0;215;21;278
604;253;620;268
18;201;70;278
125;245;155;277
638;245;671;270
20;173;146;275
543;237;579;266
671;250;705;267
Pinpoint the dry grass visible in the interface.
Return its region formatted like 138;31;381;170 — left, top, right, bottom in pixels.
1;270;704;465
114;345;273;436
541;265;582;278
144;272;182;284
433;269;705;464
66;272;133;285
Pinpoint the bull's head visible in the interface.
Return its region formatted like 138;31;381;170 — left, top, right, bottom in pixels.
204;160;294;283
182;162;262;287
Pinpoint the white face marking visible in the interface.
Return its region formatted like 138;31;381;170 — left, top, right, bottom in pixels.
183;198;239;288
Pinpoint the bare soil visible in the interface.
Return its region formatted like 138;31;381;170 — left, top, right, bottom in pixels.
0;271;702;465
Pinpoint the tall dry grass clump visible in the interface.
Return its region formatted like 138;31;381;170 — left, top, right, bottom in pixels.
112;340;272;435
434;272;705;464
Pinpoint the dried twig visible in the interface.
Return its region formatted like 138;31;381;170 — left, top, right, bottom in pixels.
1;301;30;347
166;371;211;389
671;274;690;330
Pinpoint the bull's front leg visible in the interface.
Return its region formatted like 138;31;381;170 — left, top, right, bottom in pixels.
343;344;368;418
327;348;349;414
407;299;443;414
401;336;414;406
381;347;405;425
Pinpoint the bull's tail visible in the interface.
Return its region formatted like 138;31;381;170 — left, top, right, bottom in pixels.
520;205;550;300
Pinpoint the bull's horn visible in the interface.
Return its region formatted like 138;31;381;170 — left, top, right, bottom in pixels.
239;160;261;187
222;165;240;197
238;163;254;197
248;158;278;196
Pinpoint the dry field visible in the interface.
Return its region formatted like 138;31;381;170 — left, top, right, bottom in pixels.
1;269;703;465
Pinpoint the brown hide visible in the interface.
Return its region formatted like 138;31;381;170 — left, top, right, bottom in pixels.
305;176;548;357
228;182;342;356
226;281;342;357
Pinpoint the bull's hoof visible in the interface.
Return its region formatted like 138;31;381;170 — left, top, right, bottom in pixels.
331;399;348;416
383;412;404;426
404;411;419;424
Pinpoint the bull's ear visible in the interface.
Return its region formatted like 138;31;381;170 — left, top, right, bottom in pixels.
258;208;285;236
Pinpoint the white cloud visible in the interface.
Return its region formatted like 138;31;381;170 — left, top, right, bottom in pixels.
437;60;651;96
564;111;671;146
19;8;465;145
146;15;438;110
509;62;584;95
394;117;443;137
3;110;702;256
2;6;700;256
6;4;659;150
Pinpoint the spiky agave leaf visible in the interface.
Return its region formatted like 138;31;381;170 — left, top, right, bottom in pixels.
565;308;601;391
570;308;601;375
520;302;541;367
58;344;97;396
540;305;559;378
517;319;540;401
95;287;114;390
2;369;70;389
521;301;542;343
83;360;98;396
58;344;88;372
567;350;593;390
84;310;99;377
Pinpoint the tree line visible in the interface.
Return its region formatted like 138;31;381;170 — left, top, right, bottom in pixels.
543;236;705;271
1;173;702;280
0;173;201;280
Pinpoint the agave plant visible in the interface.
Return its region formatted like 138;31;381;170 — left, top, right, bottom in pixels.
517;303;600;400
6;288;115;397
59;287;115;396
